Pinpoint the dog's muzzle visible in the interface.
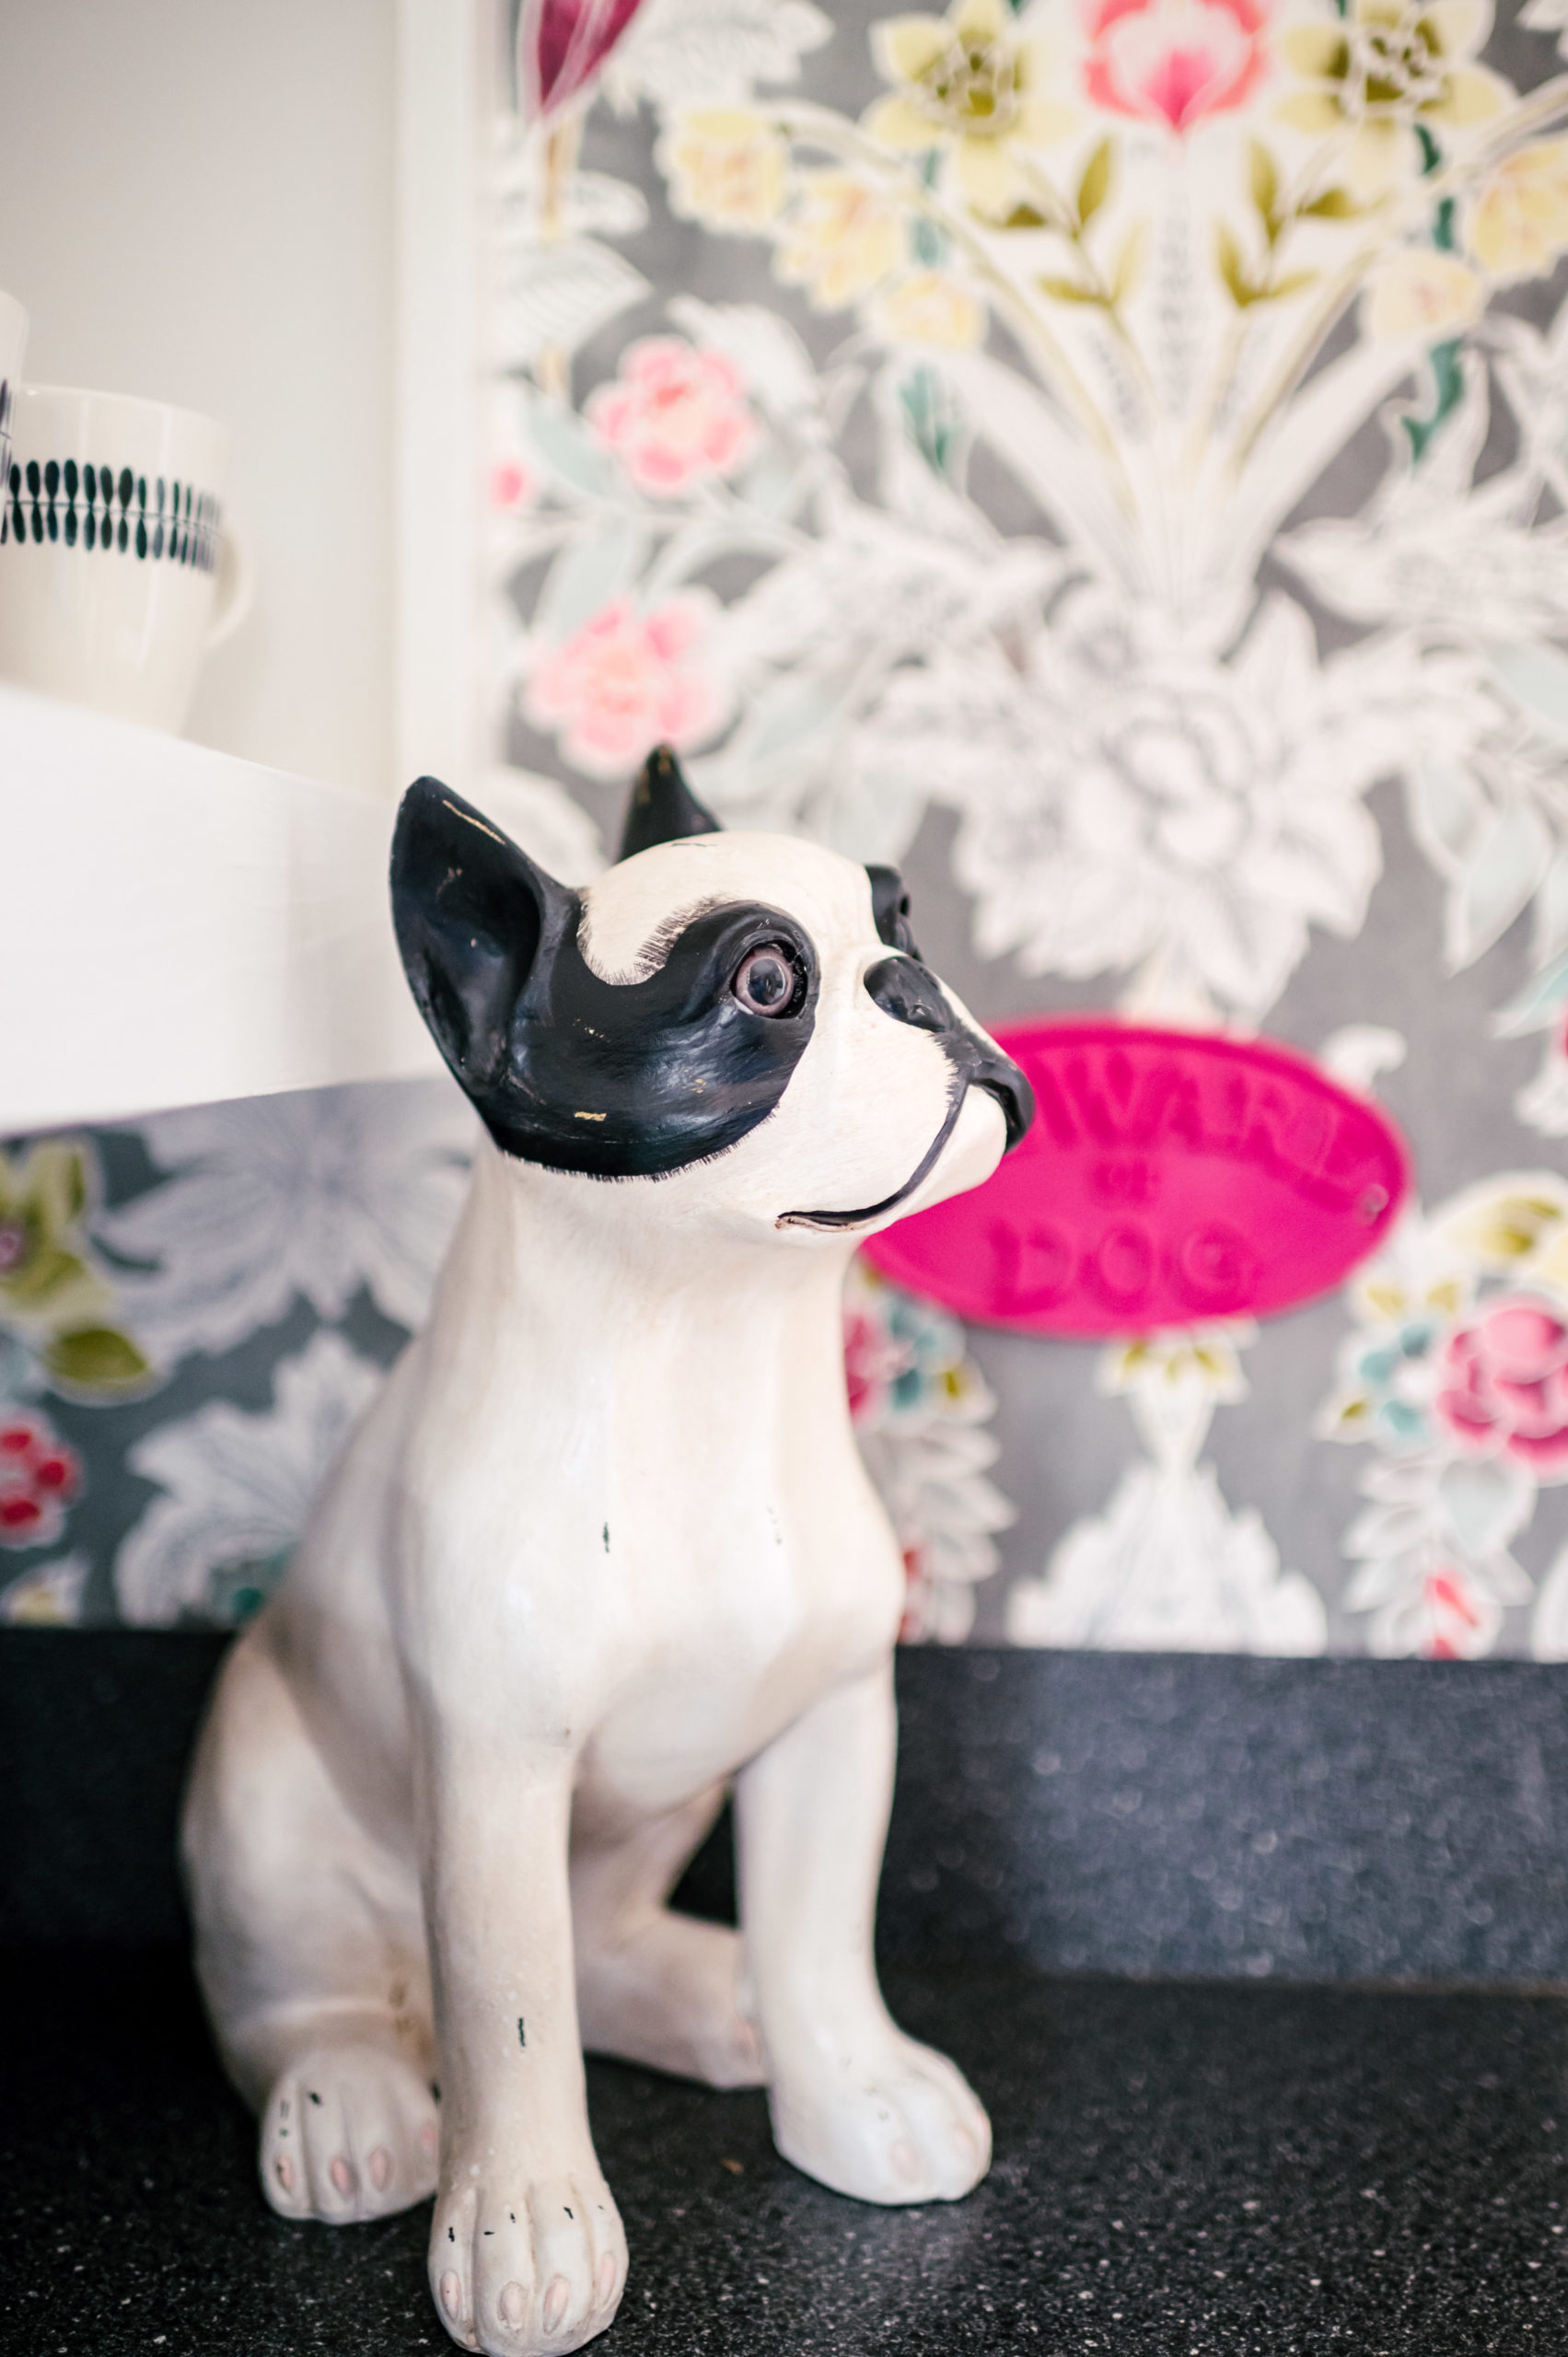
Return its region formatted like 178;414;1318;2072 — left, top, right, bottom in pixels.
777;956;1035;1232
861;957;1033;1150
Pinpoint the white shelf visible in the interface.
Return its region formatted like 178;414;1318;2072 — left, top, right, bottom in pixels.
2;685;439;1134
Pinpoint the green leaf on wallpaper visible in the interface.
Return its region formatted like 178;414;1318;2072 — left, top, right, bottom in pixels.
1409;754;1485;870
536;515;646;644
912;214;944;266
1493;947;1568;1039
1248;141;1278;232
743;668;849;766
1076;138;1113;228
1266;271;1318;303
1439;1458;1532;1558
898;363;958;472
1111;225;1146;305
1446;798;1553;971
1403;338;1465;462
207;1546;294;1628
5;1142;89;1238
1299;186;1359;220
526;396;614;500
61;1150;87;1224
3;1245;90;1309
44;1325;151;1391
1535;848;1568;966
1489;641;1568;749
1037;273;1100;304
1214;223;1253;306
997;203;1049;230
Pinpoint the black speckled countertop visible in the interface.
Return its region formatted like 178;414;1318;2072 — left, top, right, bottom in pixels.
4;1945;1566;2355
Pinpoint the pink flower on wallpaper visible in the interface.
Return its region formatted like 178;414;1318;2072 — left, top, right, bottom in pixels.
843;1308;911;1424
526;595;725;777
517;0;645;121
1084;0;1270;132
1435;1297;1568;1480
1421;1567;1487;1661
587;340;757;496
0;1410;81;1549
490;459;536;515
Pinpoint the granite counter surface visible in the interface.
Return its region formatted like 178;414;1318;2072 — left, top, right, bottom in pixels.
4;1947;1564;2355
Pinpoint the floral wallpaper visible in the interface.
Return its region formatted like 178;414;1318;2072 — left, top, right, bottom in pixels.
9;0;1568;1655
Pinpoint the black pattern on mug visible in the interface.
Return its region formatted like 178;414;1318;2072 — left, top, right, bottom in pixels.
0;382;11;547
6;458;219;572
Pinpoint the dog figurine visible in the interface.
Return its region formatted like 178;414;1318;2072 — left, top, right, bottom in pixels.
183;749;1033;2357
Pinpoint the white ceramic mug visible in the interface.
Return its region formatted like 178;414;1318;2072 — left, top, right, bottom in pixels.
0;293;29;500
0;385;252;733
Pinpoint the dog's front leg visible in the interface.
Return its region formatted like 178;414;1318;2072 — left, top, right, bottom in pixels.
421;1731;625;2355
736;1660;991;2205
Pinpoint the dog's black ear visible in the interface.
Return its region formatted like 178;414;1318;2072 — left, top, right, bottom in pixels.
617;744;722;862
391;777;578;1093
866;865;922;960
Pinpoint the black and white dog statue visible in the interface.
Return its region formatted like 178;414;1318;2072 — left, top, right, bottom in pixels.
183;749;1033;2356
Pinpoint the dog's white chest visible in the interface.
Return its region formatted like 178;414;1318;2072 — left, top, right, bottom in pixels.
575;1423;903;1812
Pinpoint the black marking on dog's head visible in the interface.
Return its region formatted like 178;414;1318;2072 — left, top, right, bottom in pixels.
391;778;819;1179
618;744;722;862
865;865;921;960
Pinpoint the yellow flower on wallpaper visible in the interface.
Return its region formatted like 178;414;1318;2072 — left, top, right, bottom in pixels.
1104;1331;1250;1409
775;171;904;309
1465;138;1568;278
865;0;1074;215
1278;0;1511;197
658;108;790;233
1364;243;1485;335
871;268;985;346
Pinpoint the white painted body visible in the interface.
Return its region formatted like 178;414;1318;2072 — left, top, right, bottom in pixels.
184;830;1009;2356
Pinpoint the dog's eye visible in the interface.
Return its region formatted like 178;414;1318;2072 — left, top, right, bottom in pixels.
732;944;804;1018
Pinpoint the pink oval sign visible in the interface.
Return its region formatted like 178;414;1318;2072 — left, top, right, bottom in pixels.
865;1021;1411;1339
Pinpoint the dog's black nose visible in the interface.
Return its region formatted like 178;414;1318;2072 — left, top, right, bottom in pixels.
865;958;1034;1153
971;1041;1034;1154
865;954;949;1034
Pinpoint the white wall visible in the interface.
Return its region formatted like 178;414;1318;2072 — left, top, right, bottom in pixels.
0;0;395;797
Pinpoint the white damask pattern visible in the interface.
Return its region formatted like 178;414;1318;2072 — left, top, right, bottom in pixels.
115;1330;385;1626
1008;1329;1328;1652
95;1082;476;1364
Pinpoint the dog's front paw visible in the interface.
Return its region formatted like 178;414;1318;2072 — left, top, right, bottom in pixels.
770;2031;991;2206
261;2042;439;2222
429;2154;626;2354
